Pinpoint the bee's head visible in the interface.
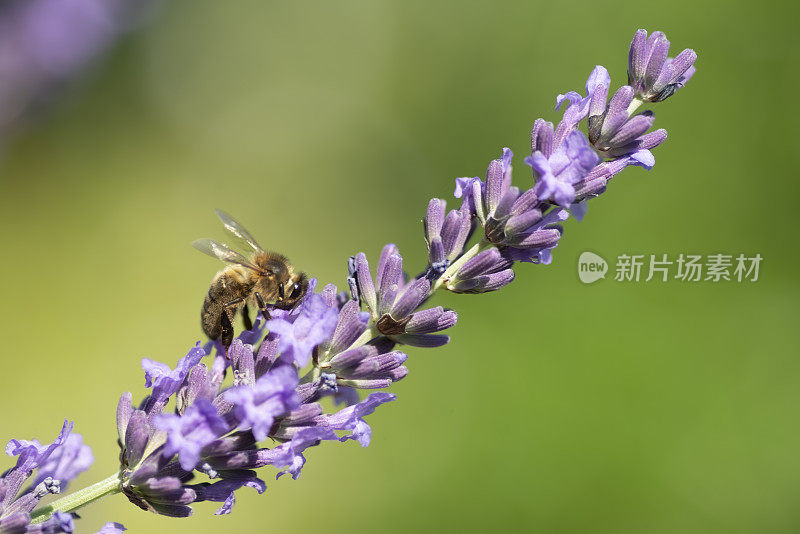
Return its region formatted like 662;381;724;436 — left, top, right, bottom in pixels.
275;272;308;310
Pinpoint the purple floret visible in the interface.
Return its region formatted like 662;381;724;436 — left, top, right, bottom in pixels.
224;366;300;441
141;344;205;403
154;400;229;471
266;292;338;368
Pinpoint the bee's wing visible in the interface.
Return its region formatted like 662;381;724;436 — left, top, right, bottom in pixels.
192;238;263;272
215;209;264;253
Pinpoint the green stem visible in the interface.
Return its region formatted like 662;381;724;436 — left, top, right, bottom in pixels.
343;325;380;352
626;96;644;116
30;472;122;524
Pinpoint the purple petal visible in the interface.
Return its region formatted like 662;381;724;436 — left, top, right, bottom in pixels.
639;129;668;150
329;345;379;371
116;393;133;443
600;86;634;140
424;198;446;241
585;65;610;94
511;228;563;249
555;91;583;111
454;269;515;293
588;81;609;122
216;493;236;515
457;248;513;279
453;177;474;199
504;209;543;237
224;366;299;441
347;352;408;379
154;400;229;471
628;29;648;83
266;292;339;368
6;420;72;469
571;200;589;221
390;277;431;320
142;344;205;402
530;119;554;158
524;151;550;177
33;432;93;490
484;157;507;215
440;206;471;261
405;308;458;335
326;300;368;355
258;426;339;480
377;252;403;316
644;33;671;89
191;474;266;515
629;149;655;169
392;334;450;348
320;392;396;447
656;48;697;88
375;243;399;290
454;176;484;216
553;181;576;207
40;511;74;534
501;147;513;171
607;111;655;147
539;249;554;265
509;188;539;216
353;253;377;314
679;65;696;86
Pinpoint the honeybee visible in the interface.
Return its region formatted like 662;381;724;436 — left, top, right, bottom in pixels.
193;209;308;347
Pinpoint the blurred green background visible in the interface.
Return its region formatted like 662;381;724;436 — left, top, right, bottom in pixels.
1;0;798;532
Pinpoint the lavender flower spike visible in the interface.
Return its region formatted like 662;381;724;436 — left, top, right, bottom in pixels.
0;27;698;530
628;29;697;103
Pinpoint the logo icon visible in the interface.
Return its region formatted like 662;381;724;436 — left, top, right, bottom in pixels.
578;252;608;284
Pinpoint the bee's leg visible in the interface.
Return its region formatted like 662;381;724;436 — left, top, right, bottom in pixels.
220;298;245;351
220;309;235;349
241;303;253;331
255;293;271;321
